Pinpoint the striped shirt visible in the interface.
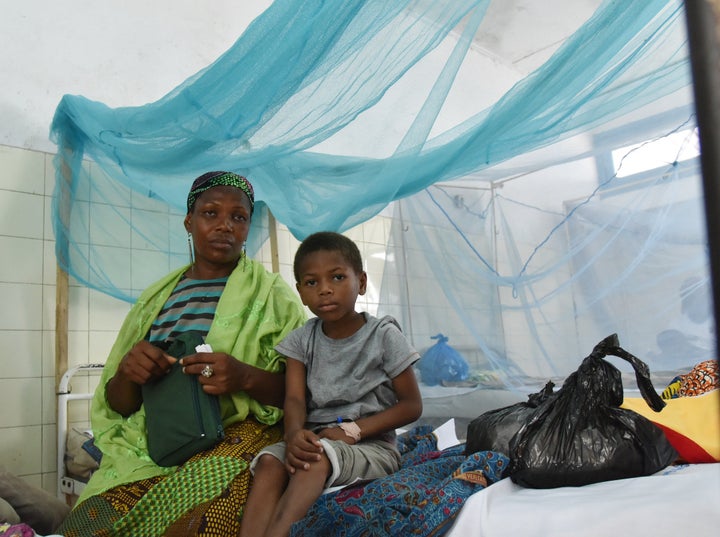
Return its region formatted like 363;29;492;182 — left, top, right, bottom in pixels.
147;275;228;344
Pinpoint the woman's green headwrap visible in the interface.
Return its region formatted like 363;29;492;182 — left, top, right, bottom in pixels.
187;171;255;214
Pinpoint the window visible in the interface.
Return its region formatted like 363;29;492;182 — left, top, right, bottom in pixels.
611;127;699;178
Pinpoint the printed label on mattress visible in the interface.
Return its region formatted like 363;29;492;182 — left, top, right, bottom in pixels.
453;470;488;487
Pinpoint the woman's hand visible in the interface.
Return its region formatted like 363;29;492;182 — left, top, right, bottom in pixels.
117;340;176;385
178;352;285;406
284;428;324;474
180;352;247;396
107;340;176;416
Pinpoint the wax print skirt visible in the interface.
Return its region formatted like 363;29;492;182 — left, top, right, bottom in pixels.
56;419;282;537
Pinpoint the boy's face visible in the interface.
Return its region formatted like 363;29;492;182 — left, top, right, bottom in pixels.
296;249;367;322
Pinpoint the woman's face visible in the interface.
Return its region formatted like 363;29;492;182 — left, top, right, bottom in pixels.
184;185;252;276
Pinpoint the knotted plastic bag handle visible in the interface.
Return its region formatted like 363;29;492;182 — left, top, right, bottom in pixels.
591;333;666;412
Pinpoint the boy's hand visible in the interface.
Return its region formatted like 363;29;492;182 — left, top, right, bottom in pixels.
285;428;324;473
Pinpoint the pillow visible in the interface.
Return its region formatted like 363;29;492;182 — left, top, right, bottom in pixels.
65;428;99;480
621;389;720;463
0;467;70;535
0;497;20;524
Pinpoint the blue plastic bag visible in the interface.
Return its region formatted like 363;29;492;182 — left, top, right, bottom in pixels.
417;333;470;386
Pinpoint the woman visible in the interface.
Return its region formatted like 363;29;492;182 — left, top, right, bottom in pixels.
57;171;307;537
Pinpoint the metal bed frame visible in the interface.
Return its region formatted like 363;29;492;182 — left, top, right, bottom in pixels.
56;363;104;501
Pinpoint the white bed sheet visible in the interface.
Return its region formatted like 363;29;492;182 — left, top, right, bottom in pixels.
447;463;720;537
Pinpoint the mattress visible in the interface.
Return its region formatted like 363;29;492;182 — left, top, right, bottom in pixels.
447;462;720;537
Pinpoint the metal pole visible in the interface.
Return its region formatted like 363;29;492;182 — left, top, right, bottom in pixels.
683;1;720;405
268;210;280;274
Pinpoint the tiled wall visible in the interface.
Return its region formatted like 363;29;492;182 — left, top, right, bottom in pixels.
0;143;392;495
0;145;59;494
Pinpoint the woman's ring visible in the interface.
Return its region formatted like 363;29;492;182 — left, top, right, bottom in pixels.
201;364;214;378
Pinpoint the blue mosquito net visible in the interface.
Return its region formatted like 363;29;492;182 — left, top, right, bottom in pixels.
50;0;712;398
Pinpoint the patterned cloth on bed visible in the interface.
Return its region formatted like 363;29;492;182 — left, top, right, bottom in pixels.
290;426;508;537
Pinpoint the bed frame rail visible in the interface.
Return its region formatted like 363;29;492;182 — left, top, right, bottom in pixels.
56;363;104;500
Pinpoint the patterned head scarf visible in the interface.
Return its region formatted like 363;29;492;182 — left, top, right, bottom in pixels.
186;171;255;214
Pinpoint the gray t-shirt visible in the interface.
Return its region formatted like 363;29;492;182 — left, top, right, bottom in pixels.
275;313;419;426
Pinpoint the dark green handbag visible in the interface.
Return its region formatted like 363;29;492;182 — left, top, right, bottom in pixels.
141;331;225;467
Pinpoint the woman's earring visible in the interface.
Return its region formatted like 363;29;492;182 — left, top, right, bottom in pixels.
187;233;195;264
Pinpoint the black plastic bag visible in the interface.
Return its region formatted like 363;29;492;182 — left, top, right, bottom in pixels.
507;334;677;488
465;381;555;456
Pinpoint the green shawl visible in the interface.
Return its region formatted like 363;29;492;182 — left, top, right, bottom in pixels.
78;259;306;502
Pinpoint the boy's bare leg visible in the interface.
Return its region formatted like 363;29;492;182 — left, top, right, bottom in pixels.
263;454;331;537
239;455;288;537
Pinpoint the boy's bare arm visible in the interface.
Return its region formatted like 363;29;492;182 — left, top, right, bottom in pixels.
338;366;423;442
283;358;308;438
284;358;323;472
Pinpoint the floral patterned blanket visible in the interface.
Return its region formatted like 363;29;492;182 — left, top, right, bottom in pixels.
290;426;509;537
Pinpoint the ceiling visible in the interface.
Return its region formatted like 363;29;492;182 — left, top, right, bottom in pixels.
466;0;604;74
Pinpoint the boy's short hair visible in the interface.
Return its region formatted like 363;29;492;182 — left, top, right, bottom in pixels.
294;231;363;282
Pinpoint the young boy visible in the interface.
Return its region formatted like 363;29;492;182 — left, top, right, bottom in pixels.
239;231;423;537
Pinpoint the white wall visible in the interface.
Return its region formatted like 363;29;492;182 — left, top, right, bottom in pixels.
0;146;58;492
1;0;273;153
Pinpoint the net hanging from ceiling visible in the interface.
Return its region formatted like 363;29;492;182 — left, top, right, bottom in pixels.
50;0;710;398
